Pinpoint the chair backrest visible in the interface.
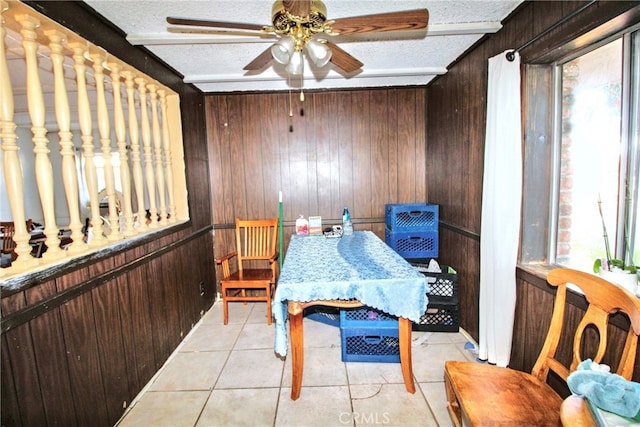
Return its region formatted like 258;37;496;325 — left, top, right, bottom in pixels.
1;221;16;253
235;217;279;272
532;268;640;383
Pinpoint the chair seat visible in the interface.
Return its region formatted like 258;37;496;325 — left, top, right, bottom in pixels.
445;360;563;426
223;268;273;285
220;268;275;325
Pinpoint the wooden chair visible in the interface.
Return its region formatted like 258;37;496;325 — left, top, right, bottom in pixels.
444;268;640;427
215;218;279;325
1;221;17;262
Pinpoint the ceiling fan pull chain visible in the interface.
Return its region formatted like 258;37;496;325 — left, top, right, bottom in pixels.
288;87;294;132
288;90;293;117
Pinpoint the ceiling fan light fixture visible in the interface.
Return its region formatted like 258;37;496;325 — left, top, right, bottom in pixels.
286;50;304;76
271;36;295;64
306;39;332;67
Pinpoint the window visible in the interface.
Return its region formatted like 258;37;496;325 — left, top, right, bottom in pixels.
551;29;639;272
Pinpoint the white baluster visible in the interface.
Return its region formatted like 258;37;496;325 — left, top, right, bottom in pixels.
1;4;38;271
158;89;176;224
90;50;121;241
108;62;135;236
136;78;158;228
123;71;147;232
45;29;87;255
69;41;106;246
147;84;167;225
18;13;64;261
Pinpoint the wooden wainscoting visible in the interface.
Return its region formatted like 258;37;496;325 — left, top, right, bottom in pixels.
1;231;216;426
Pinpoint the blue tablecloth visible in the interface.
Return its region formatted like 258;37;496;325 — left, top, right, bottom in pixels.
273;230;429;356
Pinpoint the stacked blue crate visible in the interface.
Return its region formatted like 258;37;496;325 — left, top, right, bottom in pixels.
384;203;439;259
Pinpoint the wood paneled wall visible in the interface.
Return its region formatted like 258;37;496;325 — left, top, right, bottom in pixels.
206;89;427;278
425;0;639;343
1;3;216;426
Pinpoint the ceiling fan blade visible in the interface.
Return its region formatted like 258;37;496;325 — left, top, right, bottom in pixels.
167;27;276;38
330;9;429;36
282;0;311;18
326;42;363;73
243;46;274;71
167;16;265;32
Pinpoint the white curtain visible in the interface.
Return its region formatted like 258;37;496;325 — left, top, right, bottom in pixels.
478;50;522;367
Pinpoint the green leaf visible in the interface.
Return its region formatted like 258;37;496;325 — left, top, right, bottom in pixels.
593;258;602;273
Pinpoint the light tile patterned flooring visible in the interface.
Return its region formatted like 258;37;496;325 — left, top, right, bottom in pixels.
116;301;478;427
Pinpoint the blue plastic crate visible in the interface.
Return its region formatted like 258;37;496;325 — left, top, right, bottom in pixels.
385;229;439;259
340;326;400;363
340;306;397;328
385;203;438;232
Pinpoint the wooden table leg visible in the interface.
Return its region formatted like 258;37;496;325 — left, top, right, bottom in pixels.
288;302;304;400
398;317;415;393
286;301;413;400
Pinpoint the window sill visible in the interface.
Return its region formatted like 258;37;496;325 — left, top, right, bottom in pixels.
517;263;556;280
516;263;558;292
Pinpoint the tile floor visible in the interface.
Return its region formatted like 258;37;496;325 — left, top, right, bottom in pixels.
115;301;479;427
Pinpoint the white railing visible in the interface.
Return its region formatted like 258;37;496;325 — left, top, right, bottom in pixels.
1;1;189;279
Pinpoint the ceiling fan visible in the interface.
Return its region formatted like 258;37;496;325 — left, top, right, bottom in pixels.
166;0;429;77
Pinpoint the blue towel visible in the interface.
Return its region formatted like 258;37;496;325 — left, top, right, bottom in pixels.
567;359;640;420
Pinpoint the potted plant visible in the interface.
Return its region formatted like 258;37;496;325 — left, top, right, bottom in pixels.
593;198;638;294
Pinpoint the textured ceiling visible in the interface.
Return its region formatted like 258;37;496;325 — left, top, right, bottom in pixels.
82;0;524;93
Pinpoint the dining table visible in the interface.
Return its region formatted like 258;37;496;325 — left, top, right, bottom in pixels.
273;230;429;400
